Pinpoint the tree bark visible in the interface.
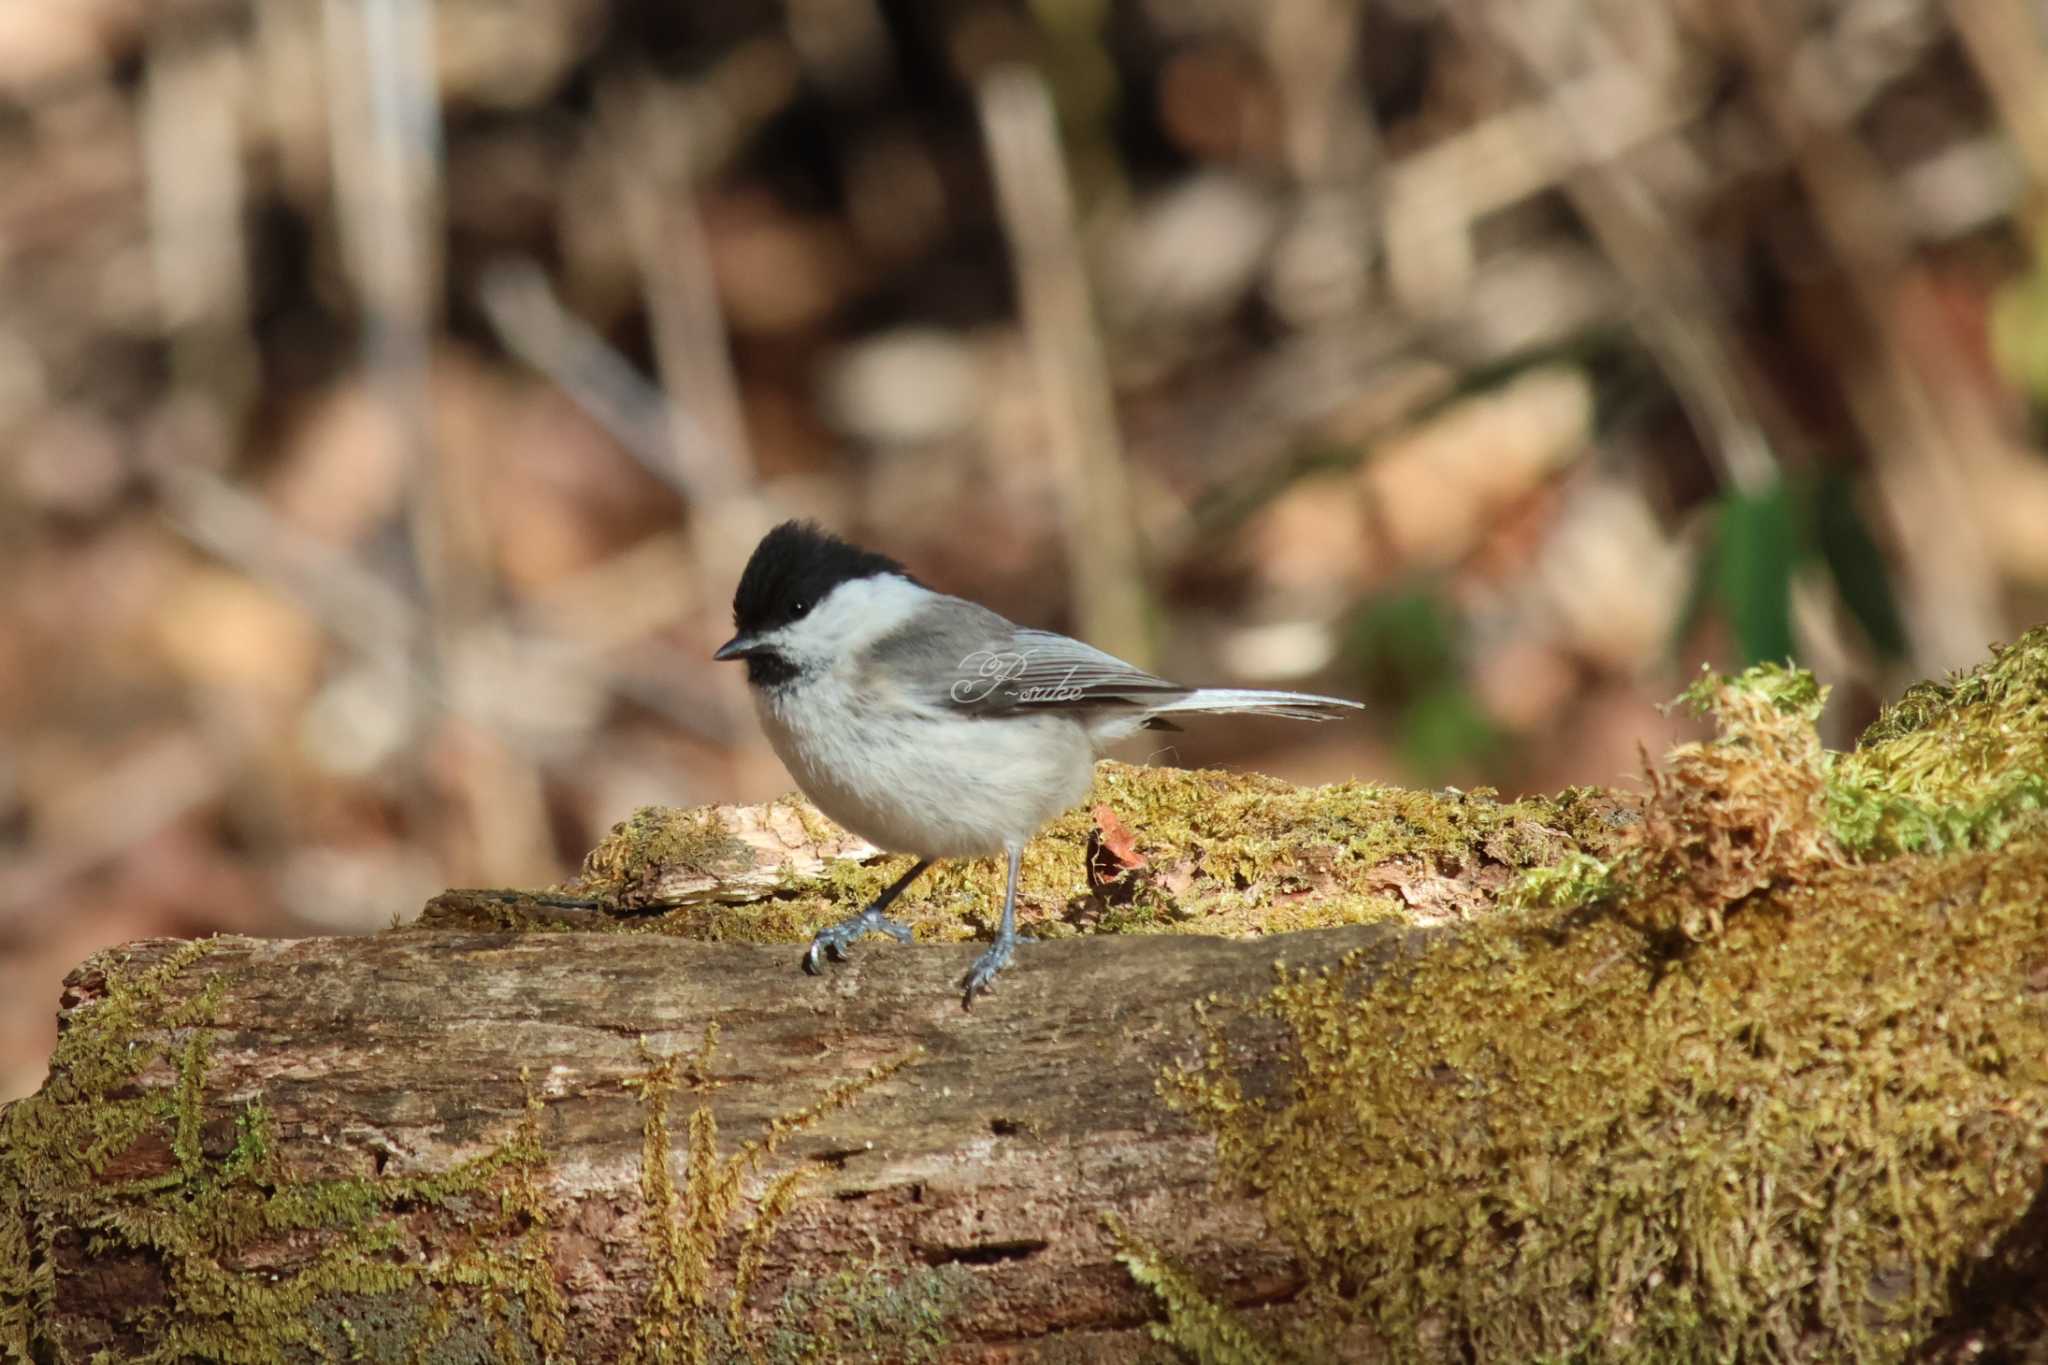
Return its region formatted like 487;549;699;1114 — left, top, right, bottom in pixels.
11;912;1412;1361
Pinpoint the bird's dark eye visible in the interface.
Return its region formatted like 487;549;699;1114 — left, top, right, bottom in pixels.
791;600;810;619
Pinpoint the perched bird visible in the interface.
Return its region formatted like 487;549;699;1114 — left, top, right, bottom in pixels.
713;520;1361;1007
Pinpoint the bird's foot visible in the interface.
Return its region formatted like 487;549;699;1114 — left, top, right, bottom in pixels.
801;906;915;975
958;931;1035;1010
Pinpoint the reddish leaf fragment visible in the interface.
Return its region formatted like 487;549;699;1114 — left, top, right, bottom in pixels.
1091;805;1147;870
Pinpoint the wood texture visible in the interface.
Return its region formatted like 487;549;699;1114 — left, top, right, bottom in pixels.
23;918;1414;1360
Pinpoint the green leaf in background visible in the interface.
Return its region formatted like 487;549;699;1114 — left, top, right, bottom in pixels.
1399;688;1502;781
1344;586;1498;779
1715;483;1798;666
1346;587;1459;699
1812;469;1907;658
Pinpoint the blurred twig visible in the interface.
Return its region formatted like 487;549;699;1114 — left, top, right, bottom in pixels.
474;254;777;743
979;65;1152;664
600;75;754;507
323;0;465;618
140;25;258;431
598;73;782;699
157;462;738;751
1449;5;1799;504
1384;60;1707;315
1945;0;2048;187
1263;0;1382;186
476;257;695;494
157;464;418;665
324;0;563;882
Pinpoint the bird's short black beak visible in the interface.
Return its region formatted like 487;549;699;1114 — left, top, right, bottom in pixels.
713;634;760;662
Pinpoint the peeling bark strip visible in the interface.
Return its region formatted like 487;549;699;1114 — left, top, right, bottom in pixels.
10;923;1408;1361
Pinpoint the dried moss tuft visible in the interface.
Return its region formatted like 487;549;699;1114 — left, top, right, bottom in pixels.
1500;662;1841;938
1640;662;1845;937
1502;632;2048;935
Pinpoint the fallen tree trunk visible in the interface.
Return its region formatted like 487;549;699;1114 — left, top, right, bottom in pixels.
5;914;1411;1362
11;631;2048;1362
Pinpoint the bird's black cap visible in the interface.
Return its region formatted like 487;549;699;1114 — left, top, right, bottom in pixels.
729;520;911;639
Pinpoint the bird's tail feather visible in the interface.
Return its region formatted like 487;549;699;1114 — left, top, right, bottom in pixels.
1149;688;1363;722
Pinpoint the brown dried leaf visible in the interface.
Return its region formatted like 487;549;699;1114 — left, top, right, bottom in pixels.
1092;804;1147;870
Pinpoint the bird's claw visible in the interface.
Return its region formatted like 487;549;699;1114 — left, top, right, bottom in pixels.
800;907;914;976
959;933;1024;1010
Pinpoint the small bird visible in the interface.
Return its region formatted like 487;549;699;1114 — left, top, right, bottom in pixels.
713;521;1361;1008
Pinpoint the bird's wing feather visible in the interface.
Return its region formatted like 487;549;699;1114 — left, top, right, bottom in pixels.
964;628;1190;712
865;603;1187;716
864;598;1360;723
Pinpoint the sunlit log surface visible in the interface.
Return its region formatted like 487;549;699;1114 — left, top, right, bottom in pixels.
13;918;1407;1361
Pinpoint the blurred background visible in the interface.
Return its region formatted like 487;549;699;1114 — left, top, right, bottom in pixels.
5;0;2048;1098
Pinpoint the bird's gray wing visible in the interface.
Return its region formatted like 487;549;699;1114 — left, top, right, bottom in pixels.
867;602;1188;717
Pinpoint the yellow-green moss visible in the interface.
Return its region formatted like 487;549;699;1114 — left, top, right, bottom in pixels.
517;762;1621;951
577;805;759;908
1156;631;2048;1362
2;940;235;1355
619;1030;927;1364
1167;837;2048;1361
3;945;949;1363
3;939;570;1362
1831;625;2048;856
1107;1213;1284;1365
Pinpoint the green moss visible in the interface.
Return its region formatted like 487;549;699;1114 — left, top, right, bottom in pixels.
1830;625;2048;856
0;941;569;1363
1174;839;2048;1360
757;1262;977;1364
620;1030;927;1364
1675;657;1826;723
576;804;759;909
1158;631;2048;1362
1108;1213;1286;1365
3;945;945;1363
510;761;1622;952
3;940;231;1353
1499;851;1624;914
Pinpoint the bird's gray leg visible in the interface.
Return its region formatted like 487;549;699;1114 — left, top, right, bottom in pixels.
961;845;1030;1009
801;858;930;975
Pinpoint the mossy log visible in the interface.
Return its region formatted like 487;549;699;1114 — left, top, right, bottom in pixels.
12;916;1423;1362
9;629;2048;1362
3;750;1604;1362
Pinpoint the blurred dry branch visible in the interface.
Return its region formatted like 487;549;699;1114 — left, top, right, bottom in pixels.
477;257;681;486
979;65;1152;667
